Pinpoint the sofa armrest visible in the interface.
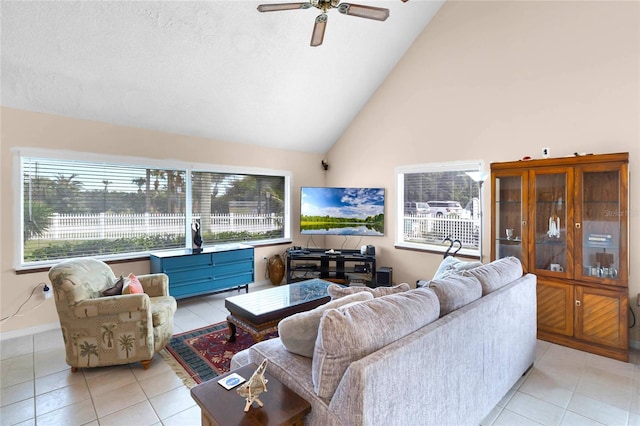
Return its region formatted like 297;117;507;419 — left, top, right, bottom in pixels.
71;293;151;319
137;273;169;297
230;348;252;370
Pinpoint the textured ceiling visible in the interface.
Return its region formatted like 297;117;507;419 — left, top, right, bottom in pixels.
1;1;443;153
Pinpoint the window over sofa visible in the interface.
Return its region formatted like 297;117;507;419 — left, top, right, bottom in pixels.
395;160;485;257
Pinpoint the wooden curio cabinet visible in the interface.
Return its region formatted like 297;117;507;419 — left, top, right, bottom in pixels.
491;153;629;361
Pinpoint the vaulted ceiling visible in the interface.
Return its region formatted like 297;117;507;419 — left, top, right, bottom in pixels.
1;1;444;153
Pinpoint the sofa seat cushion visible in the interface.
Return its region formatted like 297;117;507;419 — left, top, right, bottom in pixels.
428;275;482;316
463;256;523;295
150;296;177;327
327;283;410;300
312;287;440;399
278;292;374;358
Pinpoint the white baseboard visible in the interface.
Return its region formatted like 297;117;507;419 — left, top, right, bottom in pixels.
0;322;60;342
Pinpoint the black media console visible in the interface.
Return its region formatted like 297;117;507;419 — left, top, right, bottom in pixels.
286;248;378;287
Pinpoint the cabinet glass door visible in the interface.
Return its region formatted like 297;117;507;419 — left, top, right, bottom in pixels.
532;170;572;275
576;167;624;284
493;173;526;267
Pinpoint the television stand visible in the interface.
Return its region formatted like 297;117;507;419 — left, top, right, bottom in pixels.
285;248;377;287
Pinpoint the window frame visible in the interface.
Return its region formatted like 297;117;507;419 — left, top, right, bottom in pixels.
395;160;485;257
13;148;292;271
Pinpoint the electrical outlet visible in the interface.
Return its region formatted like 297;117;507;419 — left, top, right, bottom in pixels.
542;147;550;158
43;284;52;299
263;256;268;262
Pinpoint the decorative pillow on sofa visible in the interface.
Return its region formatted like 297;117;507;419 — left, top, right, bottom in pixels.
278;291;374;358
102;275;125;296
312;287;440;399
433;257;483;280
428;275;482;316
462;256;523;296
327;283;410;300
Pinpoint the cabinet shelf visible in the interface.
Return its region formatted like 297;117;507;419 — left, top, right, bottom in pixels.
496;238;522;244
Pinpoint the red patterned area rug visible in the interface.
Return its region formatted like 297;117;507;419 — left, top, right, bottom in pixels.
161;321;277;387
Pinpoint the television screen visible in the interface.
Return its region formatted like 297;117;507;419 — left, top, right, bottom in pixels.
300;187;385;236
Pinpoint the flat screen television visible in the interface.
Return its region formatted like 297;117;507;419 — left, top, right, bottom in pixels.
300;187;385;236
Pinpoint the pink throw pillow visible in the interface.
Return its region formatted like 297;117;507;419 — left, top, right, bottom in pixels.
124;273;144;294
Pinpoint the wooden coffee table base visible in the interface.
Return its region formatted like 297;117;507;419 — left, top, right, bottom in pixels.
226;314;279;343
191;363;311;426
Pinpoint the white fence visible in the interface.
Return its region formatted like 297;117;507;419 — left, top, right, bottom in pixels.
403;215;479;249
38;213;283;240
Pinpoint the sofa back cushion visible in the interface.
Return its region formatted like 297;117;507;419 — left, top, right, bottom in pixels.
428;275;482;316
327;283;410;300
278;291;374;358
312;287;440;399
463;256;523;295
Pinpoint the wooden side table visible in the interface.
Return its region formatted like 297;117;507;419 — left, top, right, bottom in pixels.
191;363;311;426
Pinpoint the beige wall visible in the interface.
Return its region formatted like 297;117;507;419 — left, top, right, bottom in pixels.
0;107;326;334
326;1;640;343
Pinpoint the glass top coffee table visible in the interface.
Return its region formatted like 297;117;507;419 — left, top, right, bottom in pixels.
225;278;333;342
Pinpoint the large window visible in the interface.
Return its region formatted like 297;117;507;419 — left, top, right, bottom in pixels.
15;149;290;269
396;161;486;257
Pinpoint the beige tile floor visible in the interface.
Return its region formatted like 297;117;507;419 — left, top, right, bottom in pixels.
1;281;639;426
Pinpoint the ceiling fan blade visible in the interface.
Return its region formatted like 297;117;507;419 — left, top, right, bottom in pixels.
337;3;389;21
257;2;311;12
310;13;327;47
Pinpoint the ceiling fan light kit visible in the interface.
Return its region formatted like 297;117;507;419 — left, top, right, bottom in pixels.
257;0;402;47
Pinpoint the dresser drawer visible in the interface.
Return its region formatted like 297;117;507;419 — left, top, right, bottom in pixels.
160;253;212;272
213;248;253;265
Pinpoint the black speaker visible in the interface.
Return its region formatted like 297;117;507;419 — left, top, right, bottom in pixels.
366;245;375;255
377;267;392;287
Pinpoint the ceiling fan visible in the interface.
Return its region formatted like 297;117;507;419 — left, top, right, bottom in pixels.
257;0;408;47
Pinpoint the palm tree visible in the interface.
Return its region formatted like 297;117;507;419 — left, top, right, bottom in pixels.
101;323;117;348
22;201;52;243
151;170;165;192
132;178;146;194
53;173;83;214
79;341;99;367
102;180;111;212
118;334;136;359
145;169;151;212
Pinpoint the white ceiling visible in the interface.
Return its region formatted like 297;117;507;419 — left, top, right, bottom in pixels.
1;0;443;154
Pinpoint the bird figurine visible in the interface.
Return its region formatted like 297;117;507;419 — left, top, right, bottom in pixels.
236;359;269;412
192;221;203;251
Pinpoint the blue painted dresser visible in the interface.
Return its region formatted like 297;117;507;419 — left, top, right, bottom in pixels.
149;244;254;299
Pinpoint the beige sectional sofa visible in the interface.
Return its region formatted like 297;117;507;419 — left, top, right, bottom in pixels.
231;257;537;425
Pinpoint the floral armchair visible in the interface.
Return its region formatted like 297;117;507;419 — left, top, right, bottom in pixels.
48;258;177;371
